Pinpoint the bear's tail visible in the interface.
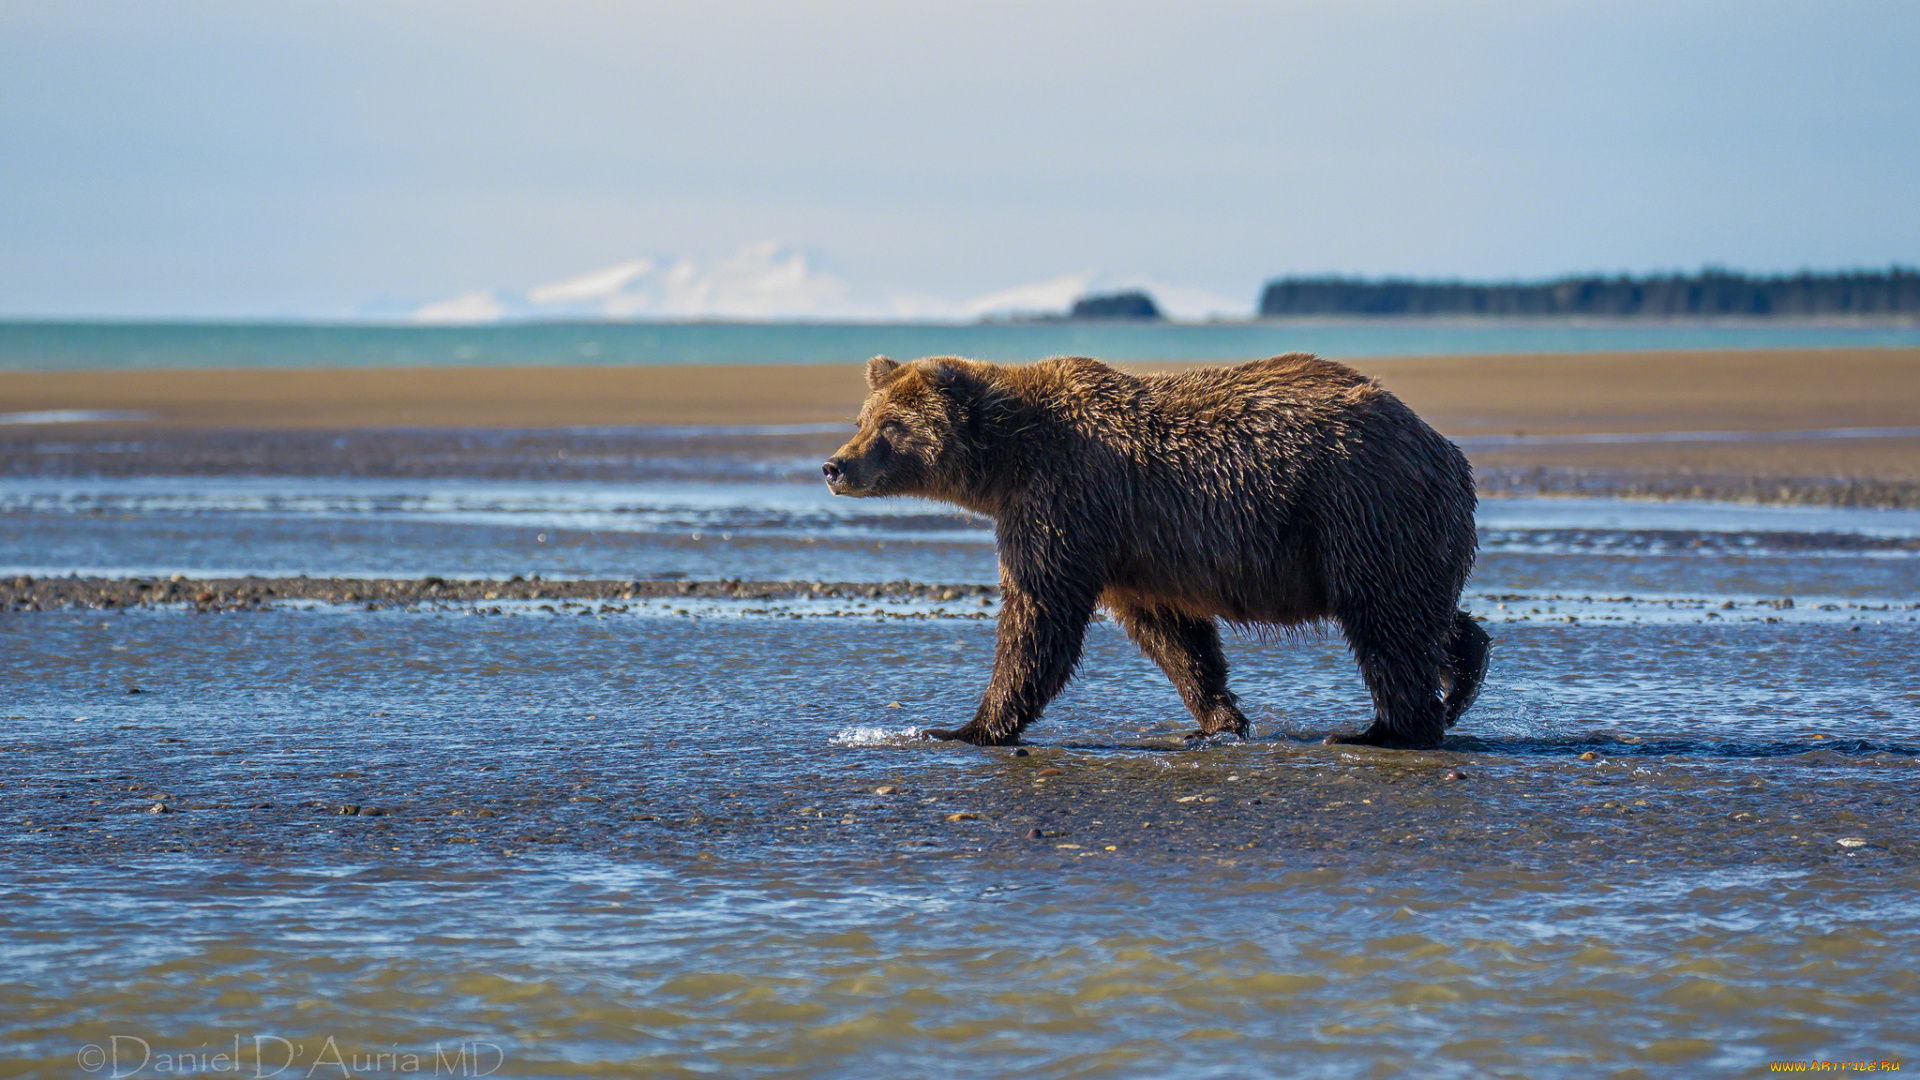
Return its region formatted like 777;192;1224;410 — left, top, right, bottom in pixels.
1440;610;1491;727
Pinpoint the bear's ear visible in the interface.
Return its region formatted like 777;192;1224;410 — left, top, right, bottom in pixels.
921;357;981;396
866;355;902;390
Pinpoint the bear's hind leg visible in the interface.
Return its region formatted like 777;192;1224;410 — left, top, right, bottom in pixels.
1327;605;1448;750
1113;603;1250;740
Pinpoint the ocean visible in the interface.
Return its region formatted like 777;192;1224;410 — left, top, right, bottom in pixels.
4;317;1920;371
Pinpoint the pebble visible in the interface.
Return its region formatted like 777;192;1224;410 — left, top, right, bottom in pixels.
147;803;171;813
1037;768;1064;777
1012;748;1030;758
873;785;900;795
1445;771;1468;781
1578;751;1598;760
1027;828;1043;839
1837;837;1868;848
945;812;979;822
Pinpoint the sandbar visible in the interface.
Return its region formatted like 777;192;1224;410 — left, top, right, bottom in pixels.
2;347;1916;485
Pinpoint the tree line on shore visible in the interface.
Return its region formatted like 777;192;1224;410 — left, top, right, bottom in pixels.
1255;268;1920;317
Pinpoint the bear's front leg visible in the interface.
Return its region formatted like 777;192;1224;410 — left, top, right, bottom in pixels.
924;579;1095;746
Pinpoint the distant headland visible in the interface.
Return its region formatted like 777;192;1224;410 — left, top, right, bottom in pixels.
1256;268;1920;318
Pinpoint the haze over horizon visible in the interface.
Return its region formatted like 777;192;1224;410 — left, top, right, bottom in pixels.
3;1;1917;321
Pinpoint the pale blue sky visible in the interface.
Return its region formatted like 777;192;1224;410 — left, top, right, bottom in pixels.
2;1;1916;319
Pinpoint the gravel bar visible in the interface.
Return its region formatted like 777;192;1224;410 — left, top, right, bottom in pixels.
1;575;999;613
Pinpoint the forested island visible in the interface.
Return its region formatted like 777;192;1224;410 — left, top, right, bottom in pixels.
1069;290;1162;319
1257;268;1920;318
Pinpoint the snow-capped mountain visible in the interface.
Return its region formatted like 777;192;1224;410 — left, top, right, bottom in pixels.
412;243;857;323
406;243;1245;323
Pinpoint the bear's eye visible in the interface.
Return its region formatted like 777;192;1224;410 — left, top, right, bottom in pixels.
880;419;906;436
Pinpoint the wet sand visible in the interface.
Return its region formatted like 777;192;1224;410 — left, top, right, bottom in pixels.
0;362;872;429
5;348;1920;510
8;594;1916;874
3;346;1918;476
11;668;1917;877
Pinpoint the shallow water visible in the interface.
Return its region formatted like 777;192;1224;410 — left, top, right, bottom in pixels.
4;441;1919;1077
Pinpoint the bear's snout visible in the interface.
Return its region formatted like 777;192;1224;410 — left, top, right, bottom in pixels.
825;431;909;497
822;455;862;495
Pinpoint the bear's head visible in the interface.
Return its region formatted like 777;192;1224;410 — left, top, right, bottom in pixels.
823;355;995;501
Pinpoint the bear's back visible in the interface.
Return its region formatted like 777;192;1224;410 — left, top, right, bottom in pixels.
1021;353;1394;478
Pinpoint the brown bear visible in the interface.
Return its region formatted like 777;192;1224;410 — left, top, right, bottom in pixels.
823;353;1489;749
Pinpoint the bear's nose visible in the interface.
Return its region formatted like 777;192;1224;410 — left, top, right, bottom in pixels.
822;460;844;481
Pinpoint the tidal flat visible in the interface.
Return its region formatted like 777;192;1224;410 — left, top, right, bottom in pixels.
4;427;1919;1078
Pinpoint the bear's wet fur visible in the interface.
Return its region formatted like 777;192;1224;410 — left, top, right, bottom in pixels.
823;353;1487;748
